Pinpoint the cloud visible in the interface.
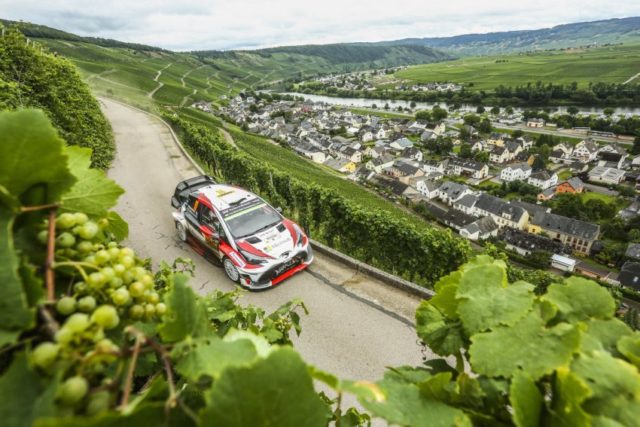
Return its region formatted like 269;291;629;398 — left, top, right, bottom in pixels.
0;0;638;50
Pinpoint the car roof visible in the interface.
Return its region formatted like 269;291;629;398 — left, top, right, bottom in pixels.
197;184;262;215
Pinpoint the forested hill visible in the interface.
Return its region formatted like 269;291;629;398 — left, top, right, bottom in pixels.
194;43;453;68
382;16;640;56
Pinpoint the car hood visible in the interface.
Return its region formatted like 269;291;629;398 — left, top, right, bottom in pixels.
238;224;295;260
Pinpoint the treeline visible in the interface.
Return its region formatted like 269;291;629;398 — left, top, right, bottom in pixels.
163;115;471;286
0;27;114;168
294;80;640;107
523;109;640;136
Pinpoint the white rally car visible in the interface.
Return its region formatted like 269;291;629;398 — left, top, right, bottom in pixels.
170;176;313;289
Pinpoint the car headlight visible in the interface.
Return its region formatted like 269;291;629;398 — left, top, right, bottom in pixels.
239;249;268;265
293;224;304;247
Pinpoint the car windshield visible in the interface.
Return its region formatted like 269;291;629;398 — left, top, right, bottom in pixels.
223;202;281;238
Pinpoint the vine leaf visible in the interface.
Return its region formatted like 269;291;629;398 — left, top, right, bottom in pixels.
542;277;616;323
0;109;75;205
570;351;640;426
416;302;466;357
158;273;208;342
200;347;331;427
469;311;581;379
359;369;472;427
549;368;592;427
174;337;258;382
60;146;124;217
617;334;640;368
457;262;535;335
510;372;542;427
0;353;58;427
105;211;128;241
580;318;633;356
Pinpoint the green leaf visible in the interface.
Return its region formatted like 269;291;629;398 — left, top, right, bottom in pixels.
542;277;616;322
580;318;633;355
200;347;330;427
430;271;463;319
158;273;208;342
175;337;258;382
571;351;640;426
510;372;542;427
60;146;123;217
0;109;75;204
0;211;34;339
416;302;466;357
617;334;640;368
359;370;472;427
0;352;58;427
105;211;128;240
457;262;535;334
549;367;592;427
469;311;581;379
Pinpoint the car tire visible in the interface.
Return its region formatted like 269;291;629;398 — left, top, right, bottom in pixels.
176;221;188;242
223;257;240;283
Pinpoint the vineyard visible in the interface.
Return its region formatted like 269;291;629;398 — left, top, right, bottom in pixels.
1;111;638;425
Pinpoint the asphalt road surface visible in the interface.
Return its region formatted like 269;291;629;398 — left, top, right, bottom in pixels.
100;98;426;388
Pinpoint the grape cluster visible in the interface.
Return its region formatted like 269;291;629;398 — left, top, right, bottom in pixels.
32;212;167;412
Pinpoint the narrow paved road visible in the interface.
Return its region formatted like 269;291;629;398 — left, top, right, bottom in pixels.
100;98;425;387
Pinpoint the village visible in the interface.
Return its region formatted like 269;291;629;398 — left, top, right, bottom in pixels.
197;94;640;289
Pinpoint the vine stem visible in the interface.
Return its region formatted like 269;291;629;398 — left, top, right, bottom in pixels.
120;328;144;409
145;337;177;410
20;203;59;213
45;208;57;300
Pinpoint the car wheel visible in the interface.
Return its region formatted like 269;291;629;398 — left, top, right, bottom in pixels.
176;221;187;242
223;257;240;283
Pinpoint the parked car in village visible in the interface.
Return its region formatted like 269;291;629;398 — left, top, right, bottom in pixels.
170;176;313;289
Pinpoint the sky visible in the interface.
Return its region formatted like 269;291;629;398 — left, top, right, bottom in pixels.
1;1;638;51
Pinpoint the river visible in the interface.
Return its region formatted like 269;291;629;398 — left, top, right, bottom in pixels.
279;92;640;117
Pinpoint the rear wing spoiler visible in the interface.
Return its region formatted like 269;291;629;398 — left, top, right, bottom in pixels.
171;175;217;209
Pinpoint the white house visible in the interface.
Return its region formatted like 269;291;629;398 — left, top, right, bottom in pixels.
437;181;473;205
413;178;440;199
527;118;545;128
528;170;558;189
573;139;600;162
588;166;626;184
448;158;489;179
500;163;532;182
460;216;500;241
390;137;414;150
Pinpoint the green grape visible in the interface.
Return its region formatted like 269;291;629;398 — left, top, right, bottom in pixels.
91;305;120;329
37;230;49;245
107;241;118;249
73;212;89;225
92;327;105;343
101;267;115;282
120;255;135;269
133;267;146;280
108;277;123;289
119;247;135;259
84;255;96;264
73;281;88;294
56;232;76;248
55;327;74;345
144;303;156;317
77;241;94;253
58;376;89;405
146;292;160;304
32;342;60;368
155;303;167;316
128;281;145;298
86;390;111;416
141;274;154;289
111;288;130;306
113;263;126;276
93;243;105;251
94;250;111;265
87;272;106;289
77;296;96;313
56;213;76;230
95;338;118;354
107;247;120;258
129;304;144;319
98;218;109;229
64;313;90;334
121;270;135;285
78;222;99;240
56;296;77;315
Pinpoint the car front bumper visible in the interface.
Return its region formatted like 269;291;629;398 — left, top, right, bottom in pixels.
237;245;313;290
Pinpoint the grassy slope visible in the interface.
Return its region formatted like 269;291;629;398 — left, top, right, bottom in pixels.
396;44;640;90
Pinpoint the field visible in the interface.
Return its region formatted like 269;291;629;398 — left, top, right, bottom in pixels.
396;44;640;91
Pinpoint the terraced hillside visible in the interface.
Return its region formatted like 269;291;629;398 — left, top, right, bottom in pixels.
395;43;640;91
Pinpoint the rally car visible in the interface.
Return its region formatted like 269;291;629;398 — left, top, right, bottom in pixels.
170;175;313;289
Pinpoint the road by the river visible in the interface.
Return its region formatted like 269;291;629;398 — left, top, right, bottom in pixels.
100;97;427;388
